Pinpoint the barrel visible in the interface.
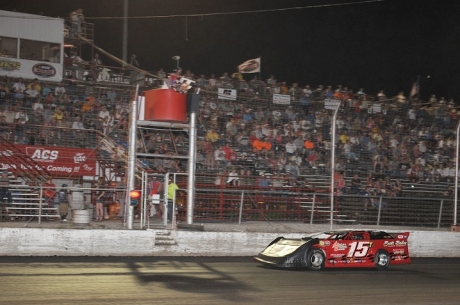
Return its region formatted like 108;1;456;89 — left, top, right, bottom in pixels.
73;209;90;225
144;89;187;122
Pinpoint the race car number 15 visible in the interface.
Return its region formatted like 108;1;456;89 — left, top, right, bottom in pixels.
347;242;371;258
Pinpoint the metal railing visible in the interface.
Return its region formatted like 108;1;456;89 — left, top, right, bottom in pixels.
192;187;455;228
2;182;456;230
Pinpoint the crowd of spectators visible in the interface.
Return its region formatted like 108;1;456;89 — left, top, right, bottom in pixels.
190;73;458;188
1;69;459;197
0;75;132;148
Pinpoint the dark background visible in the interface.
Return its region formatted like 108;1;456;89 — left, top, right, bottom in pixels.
1;0;460;100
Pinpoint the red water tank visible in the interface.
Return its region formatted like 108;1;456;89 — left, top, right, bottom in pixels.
143;89;187;122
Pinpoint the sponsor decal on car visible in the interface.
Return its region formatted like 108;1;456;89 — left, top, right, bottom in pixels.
350;259;366;263
392;249;406;255
332;259;351;264
332;241;348;251
384;240;407;247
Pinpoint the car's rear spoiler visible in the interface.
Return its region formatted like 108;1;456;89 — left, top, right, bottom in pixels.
389;232;410;239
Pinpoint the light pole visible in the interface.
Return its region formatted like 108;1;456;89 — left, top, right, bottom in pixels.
172;56;180;69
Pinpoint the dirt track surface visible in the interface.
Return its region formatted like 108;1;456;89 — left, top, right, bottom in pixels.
0;256;459;305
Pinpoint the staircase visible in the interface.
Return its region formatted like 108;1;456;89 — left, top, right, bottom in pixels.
154;230;176;246
300;193;356;224
0;138;51;185
1;169;59;221
0;139;58;221
97;136;150;182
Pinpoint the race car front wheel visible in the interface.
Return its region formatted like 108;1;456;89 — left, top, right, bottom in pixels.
374;249;390;270
306;249;325;270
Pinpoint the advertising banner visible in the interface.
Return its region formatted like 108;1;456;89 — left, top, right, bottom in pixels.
324;99;341;110
0;58;63;82
273;94;291;105
218;88;237;100
0;144;97;177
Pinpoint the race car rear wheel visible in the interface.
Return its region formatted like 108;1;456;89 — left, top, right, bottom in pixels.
306;249;325;270
375;250;390;270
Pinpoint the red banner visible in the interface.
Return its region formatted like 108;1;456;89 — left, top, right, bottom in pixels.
0;144;97;177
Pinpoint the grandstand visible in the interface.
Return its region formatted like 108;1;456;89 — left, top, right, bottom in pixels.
0;10;458;228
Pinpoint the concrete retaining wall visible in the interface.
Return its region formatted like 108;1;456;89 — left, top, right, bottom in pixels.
0;228;156;256
0;228;459;257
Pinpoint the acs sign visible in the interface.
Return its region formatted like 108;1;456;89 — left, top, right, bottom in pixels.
27;148;59;161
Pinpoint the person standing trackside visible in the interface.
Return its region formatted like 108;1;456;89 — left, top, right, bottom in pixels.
148;176;163;219
167;178;179;222
0;170;11;220
95;186;106;222
0;169;12;203
58;184;70;221
43;178;56;207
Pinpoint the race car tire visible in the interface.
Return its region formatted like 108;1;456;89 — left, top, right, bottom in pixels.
375;249;390;270
306;248;325;270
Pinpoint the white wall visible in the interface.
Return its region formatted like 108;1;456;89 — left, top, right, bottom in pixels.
0;228;156;256
1;228;460;257
0;10;63;42
0;10;64;81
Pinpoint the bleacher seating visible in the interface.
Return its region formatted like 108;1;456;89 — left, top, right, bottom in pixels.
0;168;59;221
0;63;458;226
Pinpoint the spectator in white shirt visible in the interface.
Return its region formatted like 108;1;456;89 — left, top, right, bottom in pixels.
12;78;25;100
55;84;66;96
98;105;110;121
71;116;85;141
285;138;297;156
213;145;226;166
32;99;44;115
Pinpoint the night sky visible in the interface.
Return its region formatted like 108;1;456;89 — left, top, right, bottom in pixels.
2;0;460;100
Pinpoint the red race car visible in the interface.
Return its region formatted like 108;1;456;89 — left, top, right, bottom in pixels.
254;230;411;270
